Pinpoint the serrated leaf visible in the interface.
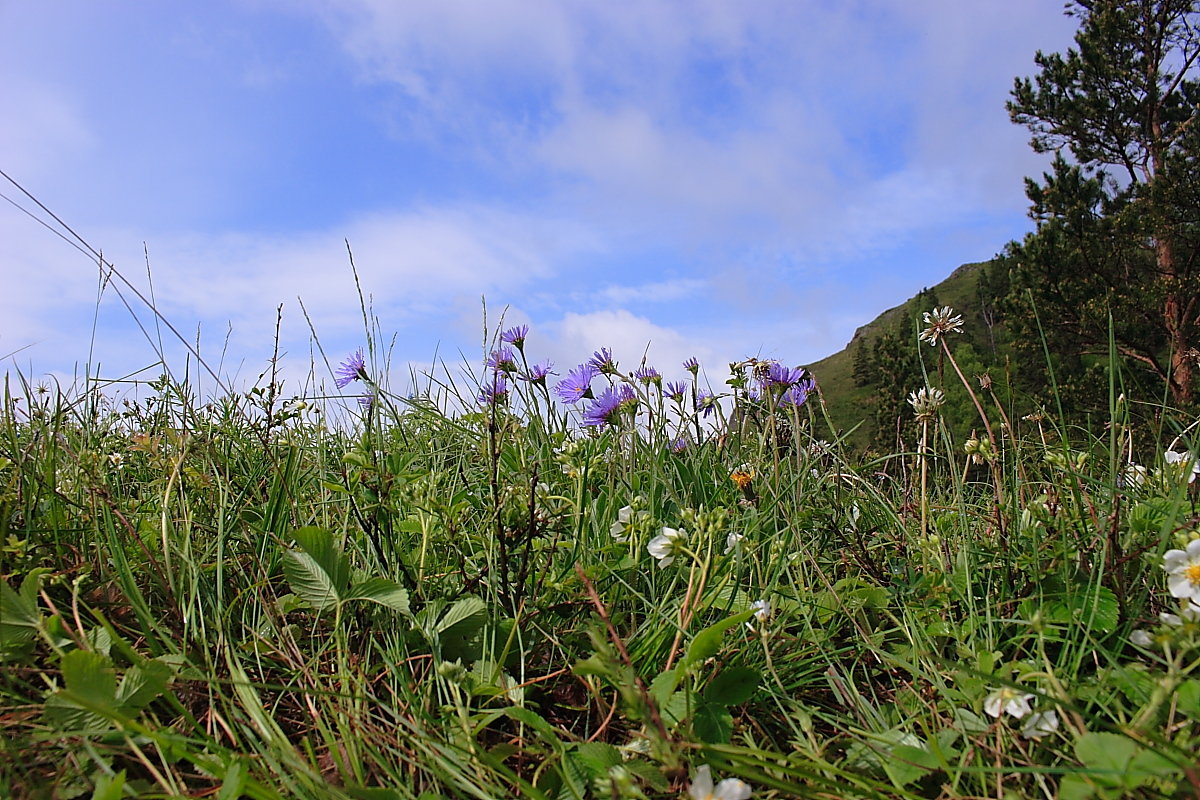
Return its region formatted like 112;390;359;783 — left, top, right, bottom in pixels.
0;578;39;655
435;596;487;635
681;609;755;670
91;769;127;800
44;650;120;733
693;700;733;744
573;742;621;776
282;549;342;612
345;578;410;615
291;526;352;588
116;659;172;712
886;744;939;787
704;666;760;706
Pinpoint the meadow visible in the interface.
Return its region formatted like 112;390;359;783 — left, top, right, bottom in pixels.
3;308;1200;800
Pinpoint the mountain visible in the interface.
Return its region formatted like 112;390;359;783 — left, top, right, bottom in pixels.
804;260;997;450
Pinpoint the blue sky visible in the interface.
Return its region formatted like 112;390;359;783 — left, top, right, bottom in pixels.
0;1;1079;403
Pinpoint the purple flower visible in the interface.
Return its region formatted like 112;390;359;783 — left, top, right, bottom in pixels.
669;437;690;454
500;324;529;348
478;374;509;405
583;384;636;427
335;349;367;389
696;389;717;418
683;357;699;374
665;381;687;402
554;363;598;404
486;346;518;373
589;348;618;374
635;365;661;386
523;360;555;384
760;362;808;390
778;376;815;408
358;392;374;410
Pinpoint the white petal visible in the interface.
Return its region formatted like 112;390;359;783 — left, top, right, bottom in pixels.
714;777;753;800
688;766;715;800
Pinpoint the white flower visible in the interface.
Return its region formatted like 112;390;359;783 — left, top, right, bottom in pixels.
609;505;646;542
688;765;752;800
107;452;124;468
1163;539;1200;603
746;599;771;630
1164;450;1200;483
724;532;745;554
918;306;965;345
983;687;1035;719
1130;629;1155;647
1020;710;1059;739
1119;463;1147;489
907;387;945;422
647;527;685;568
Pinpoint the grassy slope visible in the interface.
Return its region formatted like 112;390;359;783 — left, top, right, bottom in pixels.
805;261;992;448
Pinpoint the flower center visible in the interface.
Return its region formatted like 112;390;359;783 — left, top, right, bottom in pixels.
1186;563;1200;586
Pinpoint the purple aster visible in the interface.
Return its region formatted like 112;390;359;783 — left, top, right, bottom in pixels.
522;360;555;384
358;392;374;410
683;357;699;374
486;346;518;373
664;381;687;402
778;374;815;408
635;365;661;386
478;374;509;405
589;347;618;374
500;324;529;348
696;389;717;418
583;384;636;428
335;349;367;389
669;437;690;454
761;362;808;389
554;363;598;404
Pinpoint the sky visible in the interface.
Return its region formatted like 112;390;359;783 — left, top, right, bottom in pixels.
0;1;1081;406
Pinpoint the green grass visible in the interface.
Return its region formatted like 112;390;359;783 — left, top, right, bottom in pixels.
2;311;1200;800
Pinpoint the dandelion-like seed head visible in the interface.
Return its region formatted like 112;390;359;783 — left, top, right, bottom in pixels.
907;386;946;422
918;306;965;346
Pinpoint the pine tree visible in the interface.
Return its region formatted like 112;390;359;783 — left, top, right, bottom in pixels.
1007;0;1200;407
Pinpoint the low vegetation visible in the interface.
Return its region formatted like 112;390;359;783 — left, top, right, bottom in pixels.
3;311;1200;799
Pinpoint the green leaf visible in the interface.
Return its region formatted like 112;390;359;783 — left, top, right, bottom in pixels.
345;578;410;615
703;666;760;706
435;596;487;635
692;700;733;744
680;609;755;670
573;742;621;776
45;650;120;733
1074;732;1135;785
886;744;939;787
282;549;343;612
648;667;681;709
116;659;172;712
0;577;39;657
90;769;127;800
